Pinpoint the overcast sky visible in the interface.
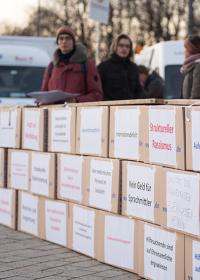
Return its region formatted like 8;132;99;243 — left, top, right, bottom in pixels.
0;0;37;27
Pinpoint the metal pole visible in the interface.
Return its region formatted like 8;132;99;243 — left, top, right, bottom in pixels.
96;22;100;64
188;0;194;35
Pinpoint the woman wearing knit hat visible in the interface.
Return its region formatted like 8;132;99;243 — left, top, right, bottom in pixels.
41;26;102;103
98;34;144;100
181;35;200;99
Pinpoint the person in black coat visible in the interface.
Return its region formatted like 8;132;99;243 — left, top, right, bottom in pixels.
98;34;144;101
138;65;164;99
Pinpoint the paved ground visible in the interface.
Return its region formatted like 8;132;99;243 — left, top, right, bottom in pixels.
0;225;143;280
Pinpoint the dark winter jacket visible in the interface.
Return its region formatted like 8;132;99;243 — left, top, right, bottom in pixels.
181;62;200;99
98;54;144;101
144;71;164;99
41;43;103;102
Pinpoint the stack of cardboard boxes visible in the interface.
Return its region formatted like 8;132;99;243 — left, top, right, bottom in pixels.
0;99;200;280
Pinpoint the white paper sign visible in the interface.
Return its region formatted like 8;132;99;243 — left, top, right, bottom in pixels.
60;154;83;202
31;153;50;197
89;159;113;211
23;110;40;150
127;164;155;222
89;0;110;24
104;215;134;270
192;111;200;171
73;205;95;257
45;200;67;246
192;240;200;279
21;192;38;236
114;108;139;159
167;172;199;235
144;224;176;280
0;109;17;147
10;151;29;190
0;189;12;227
80;108;103;155
0;149;4;186
149;108;176;166
51;109;71;152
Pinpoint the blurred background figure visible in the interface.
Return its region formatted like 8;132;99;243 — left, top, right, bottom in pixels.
181;35;200;99
138;65;164;99
98;33;144;101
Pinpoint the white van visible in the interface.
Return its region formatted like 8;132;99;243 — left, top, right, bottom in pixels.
135;41;184;98
0;45;51;105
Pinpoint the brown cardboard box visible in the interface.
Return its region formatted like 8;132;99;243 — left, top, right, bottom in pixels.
142;105;185;170
76;106;108;157
40;198;70;247
96;210;139;273
185;235;200;280
18;191;42;237
109;105;146;161
0;188;16;229
138;221;184;280
161;167;200;237
0;148;6;188
48;106;76;153
68;203;97;258
122;161;163;225
83;156;120;213
22;107;48;151
7;149;30;191
185;106;200;172
30;151;56;199
0;107;21;148
57;153;86;204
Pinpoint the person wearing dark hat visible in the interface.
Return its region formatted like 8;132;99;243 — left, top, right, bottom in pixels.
98;33;144;101
181;35;200;99
41;26;103;103
138;65;164;99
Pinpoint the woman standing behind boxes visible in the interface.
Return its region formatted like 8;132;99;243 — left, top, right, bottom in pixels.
181;35;200;99
98;34;144;101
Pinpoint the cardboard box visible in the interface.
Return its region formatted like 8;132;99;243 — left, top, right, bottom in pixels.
0;188;16;229
48;106;76;153
122;161;163;225
185;106;200;172
76;106;108;157
0;148;6;188
161;167;200;237
40;198;69;247
143;105;185;170
68;203;97;258
7;149;30;191
57;154;85;204
138;221;184;280
30;151;56;199
96;210;138;273
18;191;42;237
109;105;146;161
0;107;21;148
83;156;120;213
185;235;200;280
22;107;48;151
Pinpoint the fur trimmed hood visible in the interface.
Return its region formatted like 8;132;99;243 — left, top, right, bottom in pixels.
53;42;88;65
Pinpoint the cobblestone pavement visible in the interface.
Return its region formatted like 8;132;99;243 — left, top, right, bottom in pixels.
0;225;144;280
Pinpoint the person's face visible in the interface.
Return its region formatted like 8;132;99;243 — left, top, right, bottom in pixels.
139;73;148;87
58;34;74;54
116;38;131;58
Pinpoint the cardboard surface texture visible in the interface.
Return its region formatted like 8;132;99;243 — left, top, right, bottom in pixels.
0;148;6;188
